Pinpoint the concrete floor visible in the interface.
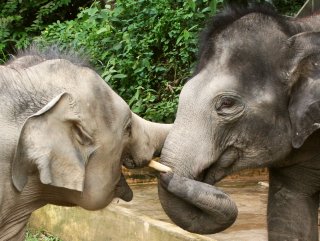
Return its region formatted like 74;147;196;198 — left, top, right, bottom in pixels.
123;181;269;241
30;180;272;241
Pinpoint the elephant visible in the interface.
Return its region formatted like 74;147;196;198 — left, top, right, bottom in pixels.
158;4;320;241
0;49;171;240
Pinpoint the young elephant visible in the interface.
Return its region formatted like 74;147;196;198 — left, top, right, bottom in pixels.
0;51;170;240
159;5;320;241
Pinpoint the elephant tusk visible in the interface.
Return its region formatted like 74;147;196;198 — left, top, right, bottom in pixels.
148;158;172;173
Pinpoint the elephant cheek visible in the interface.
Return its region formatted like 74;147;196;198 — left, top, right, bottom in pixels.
76;163;122;210
78;189;115;211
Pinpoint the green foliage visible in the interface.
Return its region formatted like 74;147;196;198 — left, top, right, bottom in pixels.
1;0;306;122
36;0;219;122
0;0;94;60
25;229;61;241
273;0;305;16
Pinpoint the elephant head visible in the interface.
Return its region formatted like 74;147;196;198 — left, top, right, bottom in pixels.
8;57;170;210
158;6;320;234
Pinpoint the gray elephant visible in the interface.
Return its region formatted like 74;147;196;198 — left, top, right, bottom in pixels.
0;49;170;240
158;5;320;241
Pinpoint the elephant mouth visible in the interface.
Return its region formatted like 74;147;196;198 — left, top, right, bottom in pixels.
121;153;136;169
198;147;240;185
114;173;133;202
199;164;226;185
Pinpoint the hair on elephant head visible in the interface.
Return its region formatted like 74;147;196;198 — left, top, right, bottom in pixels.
158;4;320;240
0;47;171;240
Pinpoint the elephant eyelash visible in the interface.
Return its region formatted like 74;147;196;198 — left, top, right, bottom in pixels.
214;95;245;117
216;98;236;111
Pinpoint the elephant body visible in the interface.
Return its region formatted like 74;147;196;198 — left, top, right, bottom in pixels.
0;50;170;240
159;5;320;241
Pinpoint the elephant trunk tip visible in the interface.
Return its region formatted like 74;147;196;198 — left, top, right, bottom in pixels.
158;172;238;234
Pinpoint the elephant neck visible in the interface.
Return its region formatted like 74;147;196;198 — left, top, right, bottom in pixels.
0;176;45;240
294;151;320;170
279;132;320;167
0;176;74;240
0;213;32;241
294;132;320;164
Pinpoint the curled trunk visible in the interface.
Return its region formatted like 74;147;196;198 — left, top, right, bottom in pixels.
158;172;238;234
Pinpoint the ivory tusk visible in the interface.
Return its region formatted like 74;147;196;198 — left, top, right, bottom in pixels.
148;158;172;173
258;181;269;188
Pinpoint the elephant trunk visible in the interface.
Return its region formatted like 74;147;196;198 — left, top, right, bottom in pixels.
158;172;238;234
127;113;171;168
157;124;238;234
143;117;172;156
156;103;238;233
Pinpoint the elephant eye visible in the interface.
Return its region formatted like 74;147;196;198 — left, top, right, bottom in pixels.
216;98;235;110
215;95;244;116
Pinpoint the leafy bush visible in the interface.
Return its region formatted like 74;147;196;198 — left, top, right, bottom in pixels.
25;229;61;241
1;0;305;122
273;0;305;16
35;0;220;122
0;0;95;63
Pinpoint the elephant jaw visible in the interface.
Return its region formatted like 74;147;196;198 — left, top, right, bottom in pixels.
193;146;240;185
159;145;239;185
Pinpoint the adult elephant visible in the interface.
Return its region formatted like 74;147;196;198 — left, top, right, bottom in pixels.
159;4;320;241
0;50;170;240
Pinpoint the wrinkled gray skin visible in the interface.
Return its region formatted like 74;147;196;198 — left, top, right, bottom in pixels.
159;5;320;241
0;52;170;240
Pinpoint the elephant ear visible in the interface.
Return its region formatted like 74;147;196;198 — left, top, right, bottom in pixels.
287;31;320;148
12;92;93;192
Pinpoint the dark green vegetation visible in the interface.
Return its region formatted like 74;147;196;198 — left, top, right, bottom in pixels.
0;0;304;122
273;0;306;15
0;0;95;62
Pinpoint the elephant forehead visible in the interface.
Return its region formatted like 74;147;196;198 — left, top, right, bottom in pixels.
181;65;239;101
251;86;276;105
203;72;239;97
179;70;278;118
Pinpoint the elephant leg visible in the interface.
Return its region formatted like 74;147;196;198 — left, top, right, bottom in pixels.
268;167;319;241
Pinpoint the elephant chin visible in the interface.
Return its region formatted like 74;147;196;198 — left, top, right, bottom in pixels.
114;174;133;202
158;172;238;234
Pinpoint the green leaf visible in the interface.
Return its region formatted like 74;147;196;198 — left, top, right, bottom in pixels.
96;26;110;34
209;0;217;14
187;0;196;11
113;73;127;79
